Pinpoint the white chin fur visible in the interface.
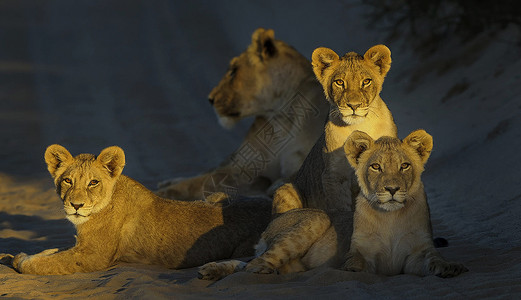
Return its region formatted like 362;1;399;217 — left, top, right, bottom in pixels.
218;116;238;129
66;214;90;226
378;201;405;212
342;115;364;125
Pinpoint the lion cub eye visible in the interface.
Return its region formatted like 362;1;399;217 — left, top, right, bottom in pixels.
63;178;72;184
370;163;381;171
362;78;372;86
88;180;99;186
400;163;411;170
334;79;344;87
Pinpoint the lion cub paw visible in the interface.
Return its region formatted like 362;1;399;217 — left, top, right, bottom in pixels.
198;262;226;281
341;252;366;272
198;260;246;281
429;260;468;278
11;252;30;271
245;264;278;274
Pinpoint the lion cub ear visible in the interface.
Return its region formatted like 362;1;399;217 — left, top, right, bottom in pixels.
364;44;392;77
97;146;126;178
45;144;74;178
251;28;277;60
403;130;433;164
344;131;374;168
312;47;340;87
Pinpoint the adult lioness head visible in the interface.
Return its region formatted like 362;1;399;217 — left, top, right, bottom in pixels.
208;28;311;128
44;145;125;225
344;130;433;212
312;45;391;125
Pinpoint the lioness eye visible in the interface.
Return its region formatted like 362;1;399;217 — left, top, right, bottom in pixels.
89;180;99;186
63;178;72;184
370;163;381;171
362;78;372;86
334;79;344;86
401;163;411;170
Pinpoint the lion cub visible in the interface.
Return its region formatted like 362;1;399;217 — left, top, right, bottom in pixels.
273;45;397;214
9;145;271;275
198;130;467;279
342;130;468;277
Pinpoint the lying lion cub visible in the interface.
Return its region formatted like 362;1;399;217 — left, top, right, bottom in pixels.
8;145;271;275
198;130;467;279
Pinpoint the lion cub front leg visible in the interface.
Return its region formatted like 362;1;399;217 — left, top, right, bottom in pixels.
12;246;113;275
405;247;468;278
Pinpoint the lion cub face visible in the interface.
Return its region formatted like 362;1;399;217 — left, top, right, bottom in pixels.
312;45;391;125
44;145;125;225
344;130;433;211
208;28;302;128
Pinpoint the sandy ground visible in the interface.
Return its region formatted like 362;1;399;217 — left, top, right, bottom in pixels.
1;1;521;299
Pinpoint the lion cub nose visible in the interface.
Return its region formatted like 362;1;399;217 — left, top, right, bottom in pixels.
208;98;215;105
347;103;361;111
71;203;84;211
384;186;400;196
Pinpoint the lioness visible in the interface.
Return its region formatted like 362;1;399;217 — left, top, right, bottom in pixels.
273;45;397;214
198;130;468;279
7;145;271;275
157;28;328;200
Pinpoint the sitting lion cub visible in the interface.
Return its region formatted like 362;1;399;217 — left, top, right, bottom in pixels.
273;44;397;214
342;130;468;277
9;145;271;275
198;130;467;279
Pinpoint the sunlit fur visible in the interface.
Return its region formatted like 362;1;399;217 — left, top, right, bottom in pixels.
272;45;397;215
198;208;350;280
198;130;467;280
343;130;468;277
157;28;328;201
11;145;271;275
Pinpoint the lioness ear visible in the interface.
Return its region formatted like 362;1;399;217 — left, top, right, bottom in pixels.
97;146;126;178
364;44;392;76
403;130;433;164
251;28;277;60
45;144;73;178
344;131;374;168
312;47;339;86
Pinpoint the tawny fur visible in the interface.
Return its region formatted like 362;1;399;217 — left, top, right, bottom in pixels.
198;130;468;280
198;208;351;280
342;130;468;277
272;45;397;215
10;145;271;275
157;28;329;201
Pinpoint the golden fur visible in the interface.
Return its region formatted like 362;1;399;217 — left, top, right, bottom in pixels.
272;45;397;214
198;130;468;280
157;28;328;201
342;130;468;277
10;145;271;275
198;208;350;280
